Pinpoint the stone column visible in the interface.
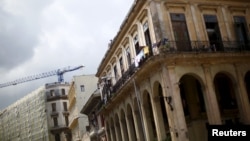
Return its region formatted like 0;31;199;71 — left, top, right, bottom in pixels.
150;87;166;140
234;64;250;124
147;8;157;43
111;125;116;141
126;114;136;141
119;118;128;141
202;64;221;124
141;98;154;141
133;109;144;141
221;5;232;41
167;65;189;141
105;121;111;141
137;21;145;46
149;1;168;40
161;66;177;141
190;4;206;41
114;120;120;141
108;125;114;141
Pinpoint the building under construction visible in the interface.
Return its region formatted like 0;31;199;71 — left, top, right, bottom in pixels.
0;66;83;141
0;86;49;141
0;82;73;141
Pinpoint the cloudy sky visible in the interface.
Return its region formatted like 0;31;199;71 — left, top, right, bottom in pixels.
0;0;134;110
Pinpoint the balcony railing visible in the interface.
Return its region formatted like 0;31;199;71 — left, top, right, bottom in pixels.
50;124;69;131
112;63;136;94
50;111;59;116
158;40;250;53
101;40;250;105
89;125;99;137
47;95;68;101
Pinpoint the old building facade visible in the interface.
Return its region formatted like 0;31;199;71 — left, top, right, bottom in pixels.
96;0;250;141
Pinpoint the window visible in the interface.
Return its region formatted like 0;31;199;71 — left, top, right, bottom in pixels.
170;13;191;51
114;65;118;80
50;90;55;96
63;102;67;111
101;115;105;127
133;34;140;54
234;16;249;49
61;89;65;95
52;103;56;112
126;47;131;66
203;14;223;51
143;21;152;48
53;117;58;126
80;85;85;92
65;115;69;126
119;57;124;74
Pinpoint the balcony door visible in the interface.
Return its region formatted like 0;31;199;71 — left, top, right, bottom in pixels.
170;13;191;51
234;16;249;50
204;15;223;51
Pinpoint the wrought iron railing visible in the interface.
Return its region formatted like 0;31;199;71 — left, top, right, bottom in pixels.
158;40;250;53
101;40;250;105
111;63;136;94
101;63;137;104
50;124;68;130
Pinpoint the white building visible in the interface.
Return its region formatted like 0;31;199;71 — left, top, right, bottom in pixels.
68;75;98;141
45;82;71;141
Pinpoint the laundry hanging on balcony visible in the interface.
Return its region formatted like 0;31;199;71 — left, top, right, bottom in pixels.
135;46;149;67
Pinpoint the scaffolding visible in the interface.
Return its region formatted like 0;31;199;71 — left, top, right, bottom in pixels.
0;86;49;141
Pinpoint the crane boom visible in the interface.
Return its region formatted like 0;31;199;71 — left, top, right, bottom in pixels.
0;65;84;88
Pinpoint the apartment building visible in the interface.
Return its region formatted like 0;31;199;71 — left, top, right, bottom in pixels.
68;75;98;141
45;82;71;141
96;0;250;141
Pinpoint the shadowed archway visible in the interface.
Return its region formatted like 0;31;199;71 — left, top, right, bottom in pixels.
179;74;207;141
214;72;240;124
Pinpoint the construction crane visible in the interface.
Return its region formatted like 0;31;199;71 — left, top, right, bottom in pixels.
0;65;84;88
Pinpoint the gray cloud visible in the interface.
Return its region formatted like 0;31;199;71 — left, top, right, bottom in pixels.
0;10;35;69
0;0;134;110
0;0;52;70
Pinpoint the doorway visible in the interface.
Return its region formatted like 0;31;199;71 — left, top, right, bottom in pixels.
170;13;191;51
204;15;223;51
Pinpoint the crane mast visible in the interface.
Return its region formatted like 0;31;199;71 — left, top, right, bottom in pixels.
0;65;84;88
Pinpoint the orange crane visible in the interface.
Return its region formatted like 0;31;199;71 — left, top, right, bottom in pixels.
0;65;84;88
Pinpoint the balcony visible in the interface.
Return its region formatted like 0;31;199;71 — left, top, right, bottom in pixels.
62;110;69;116
89;125;99;137
50;111;59;116
50;125;70;134
158;40;250;53
101;40;250;105
47;95;68;101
